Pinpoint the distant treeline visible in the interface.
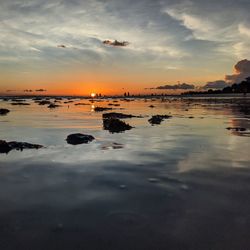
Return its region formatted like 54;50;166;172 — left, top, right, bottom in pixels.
182;77;250;95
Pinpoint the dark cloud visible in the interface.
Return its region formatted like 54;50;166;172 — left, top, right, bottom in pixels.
24;89;33;92
103;40;129;47
35;89;47;92
203;80;229;89
152;83;195;90
225;59;250;83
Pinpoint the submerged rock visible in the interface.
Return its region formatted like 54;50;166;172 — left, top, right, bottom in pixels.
103;118;132;133
148;115;172;125
0;140;43;153
102;112;139;119
66;133;95;145
0;108;10;115
94;107;112;112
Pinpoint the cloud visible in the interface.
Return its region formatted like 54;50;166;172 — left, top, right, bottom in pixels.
152;83;195;90
225;59;250;83
35;89;47;92
103;40;129;47
24;89;33;92
203;80;229;89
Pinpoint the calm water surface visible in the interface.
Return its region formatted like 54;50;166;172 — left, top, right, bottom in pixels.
0;97;249;249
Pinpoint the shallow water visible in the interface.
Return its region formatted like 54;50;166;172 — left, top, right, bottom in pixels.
0;97;250;249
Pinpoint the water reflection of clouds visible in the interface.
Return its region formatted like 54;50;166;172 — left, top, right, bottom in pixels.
1;98;250;173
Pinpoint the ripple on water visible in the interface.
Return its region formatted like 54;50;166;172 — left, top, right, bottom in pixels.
106;211;148;230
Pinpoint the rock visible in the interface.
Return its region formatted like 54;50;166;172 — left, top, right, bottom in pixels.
37;100;51;105
148;115;172;125
108;103;120;106
0;140;43;153
149;105;155;108
74;103;89;106
48;103;61;109
0;140;12;153
94;107;112;112
0;108;10;115
102;112;138;119
66;133;95;145
11;102;30;106
226;127;246;132
103;118;132;133
8;141;43;151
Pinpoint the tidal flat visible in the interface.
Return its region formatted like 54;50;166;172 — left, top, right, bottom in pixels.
0;96;250;249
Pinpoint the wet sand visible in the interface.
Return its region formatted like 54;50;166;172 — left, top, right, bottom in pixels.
0;96;250;249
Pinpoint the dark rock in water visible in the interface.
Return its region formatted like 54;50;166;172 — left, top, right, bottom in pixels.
103;112;139;119
75;103;88;106
0;140;12;153
0;108;10;115
226;127;246;132
32;97;42;101
66;133;95;145
37;100;51;105
148;115;172;125
11;102;30;106
108;103;120;106
0;140;43;153
8;141;43;151
149;105;155;108
103;118;132;133
94;107;112;112
48;103;61;109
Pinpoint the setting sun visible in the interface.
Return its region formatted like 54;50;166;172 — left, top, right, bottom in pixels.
90;93;96;98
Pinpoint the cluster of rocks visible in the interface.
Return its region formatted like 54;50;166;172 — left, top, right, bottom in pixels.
103;118;132;133
102;112;137;133
148;115;172;125
0;140;43;154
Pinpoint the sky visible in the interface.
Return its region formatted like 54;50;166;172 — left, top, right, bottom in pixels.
0;0;250;95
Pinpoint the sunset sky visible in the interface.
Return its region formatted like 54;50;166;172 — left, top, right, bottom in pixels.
1;0;250;95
